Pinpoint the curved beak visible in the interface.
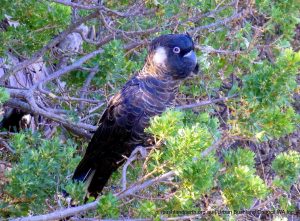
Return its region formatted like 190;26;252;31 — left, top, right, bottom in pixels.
184;50;199;74
183;50;197;64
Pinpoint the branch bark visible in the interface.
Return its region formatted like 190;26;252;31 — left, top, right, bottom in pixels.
176;95;238;109
0;11;99;83
10;171;176;221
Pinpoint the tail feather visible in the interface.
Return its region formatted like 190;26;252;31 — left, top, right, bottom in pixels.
72;155;95;182
73;152;123;198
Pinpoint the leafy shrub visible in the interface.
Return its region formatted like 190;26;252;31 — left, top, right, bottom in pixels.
0;0;70;55
144;110;220;209
0;87;9;104
229;49;300;139
272;150;300;191
2;131;81;216
97;193;119;218
219;148;269;210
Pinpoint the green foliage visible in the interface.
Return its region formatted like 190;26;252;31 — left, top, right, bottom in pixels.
0;0;70;55
2;131;81;216
64;181;86;204
1;0;300;219
145;110;220;209
256;0;300;39
145;109;184;140
278;196;296;211
243;49;299;107
137;201;157;218
95;40;145;88
272;150;300;190
229;49;300;139
97;193;120;218
219;148;269;210
0;87;10;104
223;148;255;169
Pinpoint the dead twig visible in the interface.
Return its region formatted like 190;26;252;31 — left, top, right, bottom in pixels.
196;45;243;55
122;146;147;191
31;48;104;91
176;95;238;110
191;8;250;34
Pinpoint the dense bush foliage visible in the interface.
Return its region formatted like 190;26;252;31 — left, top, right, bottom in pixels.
0;0;299;220
1;131;80;216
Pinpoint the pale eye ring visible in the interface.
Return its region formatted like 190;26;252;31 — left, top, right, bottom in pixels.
173;47;181;54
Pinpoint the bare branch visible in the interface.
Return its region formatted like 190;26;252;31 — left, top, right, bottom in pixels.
0;138;15;154
176;95;238;110
31;48;104;91
161;214;203;221
5;98;94;139
79;68;98;111
10;171;176;221
187;1;236;23
50;0;153;17
122;146;147;191
196;45;243;55
191;8;250;34
117;171;176;199
0;11;99;83
38;85;101;104
70;218;152;221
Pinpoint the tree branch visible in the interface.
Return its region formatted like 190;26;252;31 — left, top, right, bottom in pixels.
5;98;94;139
31;48;104;91
50;0;153;17
0;11;99;83
10;171;176;221
176;95;238;109
191;8;250;34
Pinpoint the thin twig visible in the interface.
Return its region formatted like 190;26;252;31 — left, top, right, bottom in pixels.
176;95;237;109
196;45;243;55
191;8;250;34
122;146;147;191
51;0;153;17
79;68;98;111
161;214;202;221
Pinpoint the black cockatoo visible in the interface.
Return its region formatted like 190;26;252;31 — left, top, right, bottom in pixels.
73;34;199;197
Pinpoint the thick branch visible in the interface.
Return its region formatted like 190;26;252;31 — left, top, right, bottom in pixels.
32;48;104;91
0;11;99;83
10;171;176;221
5;98;94;139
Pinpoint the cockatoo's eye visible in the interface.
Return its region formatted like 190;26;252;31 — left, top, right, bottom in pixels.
173;47;181;54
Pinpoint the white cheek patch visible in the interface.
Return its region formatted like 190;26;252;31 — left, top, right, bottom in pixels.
153;47;167;65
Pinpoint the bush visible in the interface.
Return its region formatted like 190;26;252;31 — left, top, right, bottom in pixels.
1;131;81;216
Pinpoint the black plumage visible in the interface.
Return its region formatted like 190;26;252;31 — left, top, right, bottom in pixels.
72;34;199;197
0;109;27;132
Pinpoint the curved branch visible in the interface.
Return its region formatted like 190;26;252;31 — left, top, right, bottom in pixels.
31;48;104;91
10;171;176;221
0;11;100;83
5;98;94;139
